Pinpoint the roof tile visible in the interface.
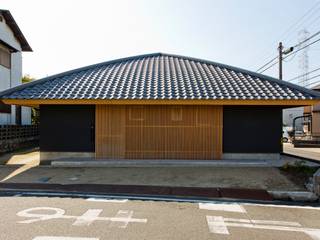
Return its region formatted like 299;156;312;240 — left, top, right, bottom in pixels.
0;53;319;100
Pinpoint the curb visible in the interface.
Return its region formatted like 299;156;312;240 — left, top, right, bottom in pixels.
269;190;319;202
281;152;320;165
0;183;272;201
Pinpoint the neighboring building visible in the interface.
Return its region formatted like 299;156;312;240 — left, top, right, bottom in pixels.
304;84;320;138
0;53;319;162
0;9;32;125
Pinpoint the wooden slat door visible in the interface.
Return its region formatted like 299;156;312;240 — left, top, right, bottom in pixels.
95;105;125;159
95;105;222;160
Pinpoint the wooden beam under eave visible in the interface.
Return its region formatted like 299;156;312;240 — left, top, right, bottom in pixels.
2;99;320;107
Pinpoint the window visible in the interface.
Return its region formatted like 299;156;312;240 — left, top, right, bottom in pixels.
171;107;182;121
0;46;11;68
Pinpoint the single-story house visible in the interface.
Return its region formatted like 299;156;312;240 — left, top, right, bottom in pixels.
0;53;319;161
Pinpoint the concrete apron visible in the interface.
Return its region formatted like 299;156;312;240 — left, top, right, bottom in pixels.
50;159;272;168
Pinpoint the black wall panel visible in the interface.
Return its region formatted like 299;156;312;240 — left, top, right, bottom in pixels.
223;106;282;153
40;105;95;152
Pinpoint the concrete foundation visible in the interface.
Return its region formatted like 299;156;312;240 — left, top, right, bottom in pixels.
42;152;281;162
222;153;280;161
40;152;95;161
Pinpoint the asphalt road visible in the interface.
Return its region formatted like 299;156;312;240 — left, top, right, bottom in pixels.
1;195;320;240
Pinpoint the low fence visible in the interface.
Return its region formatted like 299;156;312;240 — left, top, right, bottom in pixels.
0;125;39;153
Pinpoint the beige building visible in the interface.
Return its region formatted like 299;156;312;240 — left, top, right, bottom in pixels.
305;84;320;138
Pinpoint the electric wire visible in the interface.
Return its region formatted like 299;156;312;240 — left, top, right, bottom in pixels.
252;2;320;67
258;37;320;73
287;66;320;82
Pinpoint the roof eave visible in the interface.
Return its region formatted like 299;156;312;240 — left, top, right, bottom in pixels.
2;98;319;108
0;9;32;52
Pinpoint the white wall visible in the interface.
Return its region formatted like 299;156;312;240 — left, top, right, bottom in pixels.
21;106;31;125
0;15;21;51
0;14;31;125
0;64;11;124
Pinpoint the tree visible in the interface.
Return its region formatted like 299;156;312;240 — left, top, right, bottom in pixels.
22;74;34;84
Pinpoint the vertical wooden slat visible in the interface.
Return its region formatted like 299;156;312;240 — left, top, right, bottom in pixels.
95;105;125;159
96;105;223;160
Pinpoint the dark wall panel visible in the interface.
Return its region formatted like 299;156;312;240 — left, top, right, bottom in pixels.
0;101;11;113
40;105;95;152
223;106;282;153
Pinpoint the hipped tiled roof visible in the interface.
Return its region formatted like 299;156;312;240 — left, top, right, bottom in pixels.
1;53;319;100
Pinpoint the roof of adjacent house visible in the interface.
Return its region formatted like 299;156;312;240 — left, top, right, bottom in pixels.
0;9;32;52
312;84;320;91
0;53;319;101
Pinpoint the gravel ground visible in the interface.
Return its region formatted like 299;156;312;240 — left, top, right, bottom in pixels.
0;166;305;191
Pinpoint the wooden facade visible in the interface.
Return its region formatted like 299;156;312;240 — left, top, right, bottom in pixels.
95;105;223;160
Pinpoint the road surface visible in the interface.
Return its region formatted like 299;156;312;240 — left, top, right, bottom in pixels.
1;195;320;240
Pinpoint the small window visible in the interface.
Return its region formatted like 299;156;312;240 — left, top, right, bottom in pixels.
171;107;182;121
129;106;144;121
0;46;11;69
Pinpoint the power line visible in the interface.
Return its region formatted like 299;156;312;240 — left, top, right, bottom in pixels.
258;36;320;74
292;29;320;48
284;37;320;59
280;3;320;43
259;60;279;74
281;8;320;45
257;29;320;72
283;51;297;62
252;2;320;66
304;74;320;87
287;66;320;82
256;56;278;72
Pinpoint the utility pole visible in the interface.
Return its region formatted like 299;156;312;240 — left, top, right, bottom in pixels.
278;42;283;80
278;42;294;80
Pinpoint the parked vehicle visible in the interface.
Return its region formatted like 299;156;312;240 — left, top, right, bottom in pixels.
282;127;294;143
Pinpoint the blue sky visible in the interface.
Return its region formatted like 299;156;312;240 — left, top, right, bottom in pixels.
2;0;320;87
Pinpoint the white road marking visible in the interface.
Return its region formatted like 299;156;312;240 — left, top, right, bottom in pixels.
17;207;147;228
206;215;320;240
109;210;134;228
199;202;246;213
305;230;320;240
206;216;229;234
17;207;66;223
221;217;301;226
86;198;128;203
72;209;103;226
33;237;98;240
